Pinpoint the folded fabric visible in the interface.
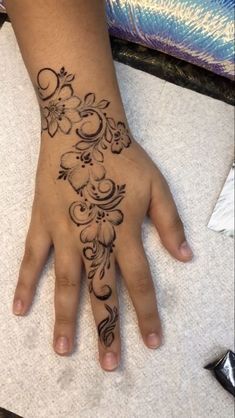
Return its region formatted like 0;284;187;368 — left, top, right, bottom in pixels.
208;164;235;237
106;0;234;79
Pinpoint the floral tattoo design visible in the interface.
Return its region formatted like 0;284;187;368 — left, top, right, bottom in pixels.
37;67;131;347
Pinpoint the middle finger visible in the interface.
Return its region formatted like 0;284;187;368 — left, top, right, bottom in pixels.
82;248;121;372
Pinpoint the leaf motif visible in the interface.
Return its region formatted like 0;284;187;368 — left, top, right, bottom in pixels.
57;170;67;180
105;334;114;347
98;304;119;347
76;141;91;150
88;269;96;279
100;140;108;150
100;268;105;279
97;99;110;109
119;184;126;192
105;305;113;318
105;127;113;143
84;93;95;106
65;74;75;82
99;194;125;210
107;117;116;130
92;146;104;162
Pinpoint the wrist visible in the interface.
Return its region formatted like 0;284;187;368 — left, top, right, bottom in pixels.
38;66;131;155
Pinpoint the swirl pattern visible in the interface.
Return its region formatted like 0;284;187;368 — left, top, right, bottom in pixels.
37;67;131;346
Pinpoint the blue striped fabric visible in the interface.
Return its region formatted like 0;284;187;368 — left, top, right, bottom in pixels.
105;0;234;79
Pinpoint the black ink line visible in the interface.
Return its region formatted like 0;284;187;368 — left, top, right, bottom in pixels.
98;304;119;347
36;67;131;345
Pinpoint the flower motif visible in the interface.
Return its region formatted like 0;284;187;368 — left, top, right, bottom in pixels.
81;209;123;247
41;85;81;137
60;151;105;191
111;122;131;154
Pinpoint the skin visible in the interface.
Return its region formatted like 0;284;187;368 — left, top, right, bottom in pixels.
5;0;193;371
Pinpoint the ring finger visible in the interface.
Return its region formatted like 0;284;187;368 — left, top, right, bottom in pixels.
116;234;162;349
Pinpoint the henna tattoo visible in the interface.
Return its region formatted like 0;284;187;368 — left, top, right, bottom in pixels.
98;304;119;347
37;67;131;346
37;67;81;137
37;67;131;154
59;149;125;301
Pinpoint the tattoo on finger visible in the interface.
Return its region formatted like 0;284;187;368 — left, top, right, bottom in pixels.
36;67;131;347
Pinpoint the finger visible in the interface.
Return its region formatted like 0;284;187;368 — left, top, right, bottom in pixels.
13;220;51;315
116;236;162;349
83;250;120;372
149;169;193;262
53;239;82;356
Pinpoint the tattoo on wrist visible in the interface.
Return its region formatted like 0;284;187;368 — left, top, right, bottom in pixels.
37;66;131;154
36;67;130;347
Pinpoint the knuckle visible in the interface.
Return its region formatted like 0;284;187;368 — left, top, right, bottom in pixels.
133;275;152;295
56;314;74;326
56;272;77;288
17;278;35;293
140;310;157;323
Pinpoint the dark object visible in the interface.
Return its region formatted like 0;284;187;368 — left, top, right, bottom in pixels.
205;350;235;396
110;37;235;106
0;407;22;418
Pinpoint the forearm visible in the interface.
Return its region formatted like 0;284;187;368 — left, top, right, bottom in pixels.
5;0;126;119
7;0;192;372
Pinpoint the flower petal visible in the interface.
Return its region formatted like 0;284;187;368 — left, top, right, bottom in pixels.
81;223;99;243
58;116;72;134
68;166;89;191
42;106;50;118
122;134;131;148
107;210;123;225
111;141;123;154
41;114;48;130
48;118;58;137
90;163;105;181
65;109;81;123
61;151;81;169
58;84;73;101
65;96;81;109
98;221;115;247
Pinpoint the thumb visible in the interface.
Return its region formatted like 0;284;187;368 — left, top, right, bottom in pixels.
149;169;193;262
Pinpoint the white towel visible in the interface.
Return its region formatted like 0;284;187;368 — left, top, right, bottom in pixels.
0;22;234;418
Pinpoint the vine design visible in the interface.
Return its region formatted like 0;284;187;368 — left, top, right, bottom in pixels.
98;304;119;347
37;67;131;346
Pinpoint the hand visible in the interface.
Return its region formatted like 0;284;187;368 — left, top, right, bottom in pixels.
12;67;193;371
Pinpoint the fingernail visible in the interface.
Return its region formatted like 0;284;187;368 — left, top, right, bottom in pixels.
55;336;69;354
13;299;23;315
147;333;161;349
180;241;193;259
102;352;118;371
